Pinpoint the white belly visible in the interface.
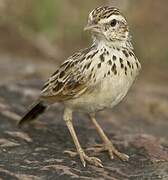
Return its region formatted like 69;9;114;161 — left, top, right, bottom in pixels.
65;73;135;113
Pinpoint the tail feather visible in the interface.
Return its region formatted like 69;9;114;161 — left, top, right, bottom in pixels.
18;101;47;128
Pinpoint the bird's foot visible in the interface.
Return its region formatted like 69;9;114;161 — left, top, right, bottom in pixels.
64;149;103;167
64;150;78;157
86;142;129;161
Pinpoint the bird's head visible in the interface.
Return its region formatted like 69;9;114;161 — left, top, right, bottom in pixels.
84;6;130;43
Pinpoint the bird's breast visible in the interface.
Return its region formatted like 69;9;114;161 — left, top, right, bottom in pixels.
65;45;141;113
65;71;136;113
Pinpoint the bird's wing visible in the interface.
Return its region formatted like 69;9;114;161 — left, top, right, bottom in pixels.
41;46;99;101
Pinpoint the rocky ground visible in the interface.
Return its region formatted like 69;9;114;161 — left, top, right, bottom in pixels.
0;55;168;179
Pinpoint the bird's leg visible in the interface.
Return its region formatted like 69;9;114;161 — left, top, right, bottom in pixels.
63;108;103;167
87;113;129;161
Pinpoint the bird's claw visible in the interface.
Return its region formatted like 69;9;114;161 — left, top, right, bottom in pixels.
83;153;103;167
64;149;103;167
86;142;129;161
64;150;78;157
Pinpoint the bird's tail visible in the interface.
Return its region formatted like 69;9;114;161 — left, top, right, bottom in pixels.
18;101;47;128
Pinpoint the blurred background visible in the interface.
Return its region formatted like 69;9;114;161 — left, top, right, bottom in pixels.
0;0;168;136
0;0;168;82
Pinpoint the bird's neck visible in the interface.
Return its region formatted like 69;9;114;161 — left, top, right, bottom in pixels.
92;35;133;51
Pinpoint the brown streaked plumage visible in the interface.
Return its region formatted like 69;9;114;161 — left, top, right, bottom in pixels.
41;46;96;101
18;6;141;167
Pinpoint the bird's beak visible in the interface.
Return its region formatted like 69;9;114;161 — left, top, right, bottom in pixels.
84;23;100;32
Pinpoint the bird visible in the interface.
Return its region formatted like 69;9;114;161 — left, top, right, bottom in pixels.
18;6;141;167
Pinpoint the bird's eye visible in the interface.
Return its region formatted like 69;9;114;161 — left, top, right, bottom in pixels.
110;19;117;27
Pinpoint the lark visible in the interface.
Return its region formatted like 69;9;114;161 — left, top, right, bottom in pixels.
18;6;141;167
